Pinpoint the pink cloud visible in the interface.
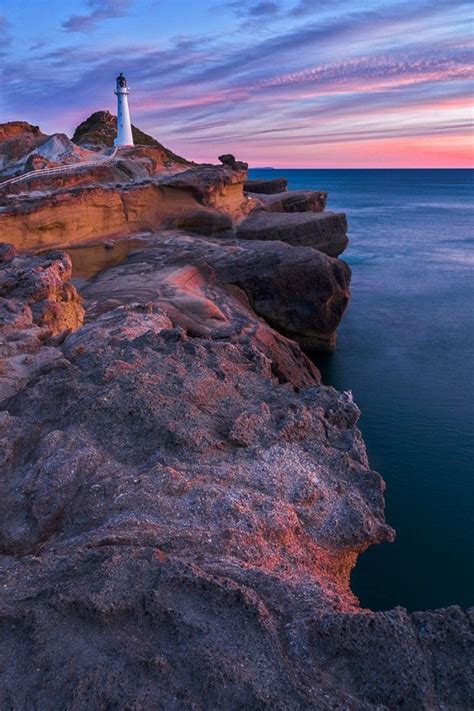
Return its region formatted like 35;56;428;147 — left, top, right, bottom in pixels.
256;53;474;95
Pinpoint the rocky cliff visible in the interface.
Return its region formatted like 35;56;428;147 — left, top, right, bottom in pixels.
0;119;346;256
0;119;472;709
0;240;472;709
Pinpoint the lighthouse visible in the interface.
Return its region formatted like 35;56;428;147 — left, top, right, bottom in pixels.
114;73;134;147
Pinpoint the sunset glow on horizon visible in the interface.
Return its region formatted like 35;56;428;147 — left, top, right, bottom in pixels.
1;0;473;168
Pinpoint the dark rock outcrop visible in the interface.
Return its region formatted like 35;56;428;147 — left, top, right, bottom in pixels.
218;153;249;171
237;209;349;258
210;237;351;352
79;232;351;353
244;177;288;194
248;189;327;213
72;110;187;163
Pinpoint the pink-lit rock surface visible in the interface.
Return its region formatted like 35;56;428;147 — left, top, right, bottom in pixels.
0;245;84;401
0;244;472;709
80;232;351;352
0;165;252;250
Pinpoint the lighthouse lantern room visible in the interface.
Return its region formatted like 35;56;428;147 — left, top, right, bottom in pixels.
114;73;134;147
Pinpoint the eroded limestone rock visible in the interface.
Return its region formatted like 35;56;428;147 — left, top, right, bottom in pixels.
0;165;251;250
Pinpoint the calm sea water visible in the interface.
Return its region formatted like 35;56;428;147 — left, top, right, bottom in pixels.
249;168;474;612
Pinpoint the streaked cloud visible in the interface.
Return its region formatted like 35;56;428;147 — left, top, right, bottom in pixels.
289;0;320;17
256;50;474;93
63;0;132;32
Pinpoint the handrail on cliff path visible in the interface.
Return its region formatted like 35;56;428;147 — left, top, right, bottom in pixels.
0;146;119;191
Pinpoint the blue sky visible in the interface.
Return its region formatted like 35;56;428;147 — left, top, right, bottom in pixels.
1;0;473;166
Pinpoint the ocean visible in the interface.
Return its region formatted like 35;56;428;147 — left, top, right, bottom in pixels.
248;168;474;612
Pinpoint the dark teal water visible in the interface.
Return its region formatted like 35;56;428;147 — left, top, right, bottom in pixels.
250;169;474;612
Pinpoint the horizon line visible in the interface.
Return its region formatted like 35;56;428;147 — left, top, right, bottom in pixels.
248;166;474;170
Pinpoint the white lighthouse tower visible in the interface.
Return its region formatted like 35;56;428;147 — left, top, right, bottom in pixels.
114;73;134;147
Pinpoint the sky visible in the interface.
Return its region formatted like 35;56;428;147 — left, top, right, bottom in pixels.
0;0;473;167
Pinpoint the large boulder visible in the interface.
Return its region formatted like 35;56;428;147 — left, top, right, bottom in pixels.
237;209;349;257
80;232;351;353
0;122;47;176
247;189;327;213
244;177;288;194
218;153;249;171
29;133;90;166
160;164;247;209
0;125;97;179
79;237;322;385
